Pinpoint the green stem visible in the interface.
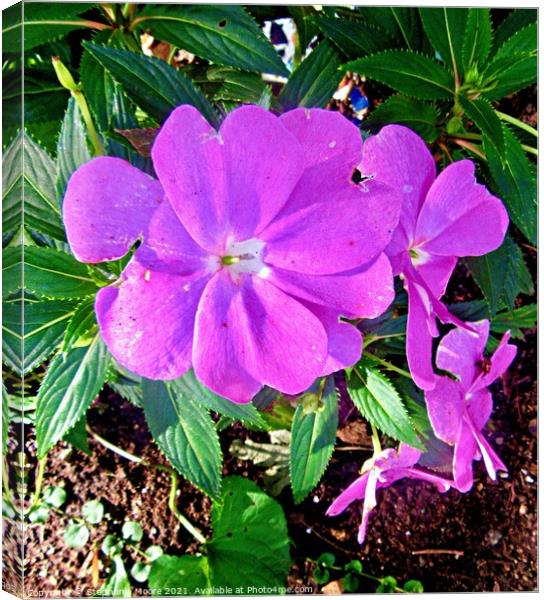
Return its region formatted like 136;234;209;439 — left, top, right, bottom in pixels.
522;144;538;156
496;111;538;138
370;424;382;455
364;352;412;379
87;427;206;545
451;138;486;160
72;89;104;156
168;471;207;545
28;455;47;512
363;332;406;349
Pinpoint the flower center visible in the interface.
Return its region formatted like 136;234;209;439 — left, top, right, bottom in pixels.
409;245;430;267
220;237;270;281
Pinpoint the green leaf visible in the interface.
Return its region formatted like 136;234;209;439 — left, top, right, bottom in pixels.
462;8;492;71
99;555;132;598
289;377;338;504
136;5;288;76
314;15;396;57
145;545;164;562
483;124;536;244
2;385;9;455
207;476;291;590
404;580;425;593
359;7;421;51
482;52;536;102
24;247;98;299
2;299;77;375
56;97;91;201
288;6;319;51
491;304;536;338
344;51;455;100
28;505;50;524
64;523;90;548
62;297;97;353
42;485;67;508
280;41;343;109
130;562;151;584
376;576;398;593
206;67;267;104
458;96;503;156
347;364;421;448
122;521;143;542
464;234;533;315
419;8;468;77
102;534;124;557
63;414;91;455
366;95;439;142
36;335;110;457
171;370;266;430
2;246;22;299
491;9;536;57
3;133;65;240
2;3;94;50
343;573;360;592
494;22;536;61
82;499;105;524
141;379;222;498
149;555;210;596
83;42;218;127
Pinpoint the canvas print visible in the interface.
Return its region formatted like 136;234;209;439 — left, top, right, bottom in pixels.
1;1;537;596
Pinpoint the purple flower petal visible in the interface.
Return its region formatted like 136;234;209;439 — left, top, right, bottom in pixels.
470;331;517;392
326;472;370;516
278;108;363;216
151;105;226;253
467;417;507;480
424;376;464;444
403;467;453;492
219;105;305;239
395;443;423;467
358;469;380;544
96;260;210;379
466;389;493;430
192;271;328;403
414;160;508;257
415;254;457;297
303;303;362;374
360;124;436;252
262;180;400;275
267;252;394;318
63;157;163;263
134;198;210;274
436;320;489;386
405;278;436;390
453;420;477;492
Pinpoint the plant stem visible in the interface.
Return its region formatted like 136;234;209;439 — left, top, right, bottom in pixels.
451;138;486;160
370;424;382;455
522;144;538;156
87;427;206;545
363;332;406;350
496;111;538;137
72;89;104;156
364;352;412;379
28;455;47;512
168;471;207;545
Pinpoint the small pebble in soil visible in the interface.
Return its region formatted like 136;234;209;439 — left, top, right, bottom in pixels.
525;475;535;483
486;530;502;546
496;437;504;445
405;531;411;536
312;495;320;504
499;471;509;479
519;505;528;516
305;527;312;534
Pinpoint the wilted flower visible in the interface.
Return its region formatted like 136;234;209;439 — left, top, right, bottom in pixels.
64;105;401;403
359;125;509;390
326;444;453;544
424;320;516;492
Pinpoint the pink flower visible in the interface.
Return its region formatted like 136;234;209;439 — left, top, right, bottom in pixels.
326;444;453;544
424;320;517;492
63;105;401;403
359;125;509;390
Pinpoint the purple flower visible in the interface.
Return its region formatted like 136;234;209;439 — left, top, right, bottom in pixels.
424;320;516;492
326;444;453;544
63;105;401;403
359;125;509;390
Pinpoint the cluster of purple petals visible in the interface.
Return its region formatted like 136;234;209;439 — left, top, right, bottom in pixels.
327;126;516;544
63;106;516;545
63;105;402;403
